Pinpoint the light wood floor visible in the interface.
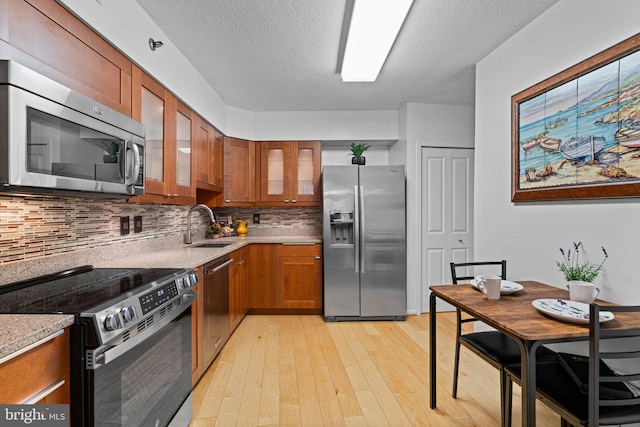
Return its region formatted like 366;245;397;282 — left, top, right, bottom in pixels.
190;313;560;426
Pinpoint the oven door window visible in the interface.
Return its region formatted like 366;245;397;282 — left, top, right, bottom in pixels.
90;308;191;427
27;108;127;184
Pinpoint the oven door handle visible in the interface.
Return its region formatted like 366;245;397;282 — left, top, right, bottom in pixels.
204;258;233;275
88;293;196;369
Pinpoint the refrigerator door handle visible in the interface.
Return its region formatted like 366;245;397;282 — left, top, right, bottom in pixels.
354;185;360;274
359;185;365;274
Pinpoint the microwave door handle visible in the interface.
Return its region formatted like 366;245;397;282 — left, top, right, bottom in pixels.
118;140;126;181
124;140;141;186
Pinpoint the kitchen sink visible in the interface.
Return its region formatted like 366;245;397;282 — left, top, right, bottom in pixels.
191;242;233;248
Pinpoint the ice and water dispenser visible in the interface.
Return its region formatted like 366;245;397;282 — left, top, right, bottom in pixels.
329;212;354;245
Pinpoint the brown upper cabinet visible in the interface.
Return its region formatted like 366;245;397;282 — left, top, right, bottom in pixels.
221;137;256;206
195;117;224;205
130;66;195;204
0;0;133;117
258;141;321;206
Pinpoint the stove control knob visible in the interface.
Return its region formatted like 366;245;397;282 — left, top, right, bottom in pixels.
121;306;137;323
190;272;199;286
104;313;122;331
182;276;192;289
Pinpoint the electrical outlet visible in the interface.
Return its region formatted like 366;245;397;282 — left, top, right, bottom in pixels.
134;216;142;233
253;213;260;224
120;216;130;235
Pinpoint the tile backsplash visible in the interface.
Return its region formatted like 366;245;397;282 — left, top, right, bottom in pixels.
0;195;321;283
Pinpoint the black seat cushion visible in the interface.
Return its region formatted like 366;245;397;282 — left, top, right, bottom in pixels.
508;359;640;425
460;331;557;365
556;353;635;399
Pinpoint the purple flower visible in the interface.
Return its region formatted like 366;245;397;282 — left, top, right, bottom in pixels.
557;242;607;282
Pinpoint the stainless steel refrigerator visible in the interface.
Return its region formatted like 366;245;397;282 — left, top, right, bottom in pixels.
323;165;406;321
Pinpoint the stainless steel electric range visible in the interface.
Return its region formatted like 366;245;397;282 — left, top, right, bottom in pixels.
0;265;198;427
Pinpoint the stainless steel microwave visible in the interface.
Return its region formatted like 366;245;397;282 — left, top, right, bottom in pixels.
0;60;145;197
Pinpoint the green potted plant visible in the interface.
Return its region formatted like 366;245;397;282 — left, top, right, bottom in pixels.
349;143;370;165
557;241;608;282
207;223;222;239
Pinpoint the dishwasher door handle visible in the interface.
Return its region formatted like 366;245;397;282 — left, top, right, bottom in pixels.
204;258;233;275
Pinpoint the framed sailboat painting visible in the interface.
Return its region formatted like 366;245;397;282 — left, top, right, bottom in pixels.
511;32;640;201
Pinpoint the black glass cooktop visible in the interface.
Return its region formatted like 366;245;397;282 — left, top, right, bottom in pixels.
0;266;185;314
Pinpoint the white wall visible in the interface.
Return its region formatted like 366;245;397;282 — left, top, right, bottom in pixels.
240;111;399;142
403;103;476;314
475;0;640;304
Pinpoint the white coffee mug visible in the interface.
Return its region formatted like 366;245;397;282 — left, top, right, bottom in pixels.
477;275;501;300
567;280;600;303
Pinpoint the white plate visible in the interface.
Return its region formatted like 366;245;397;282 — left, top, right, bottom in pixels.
470;279;524;295
532;299;615;324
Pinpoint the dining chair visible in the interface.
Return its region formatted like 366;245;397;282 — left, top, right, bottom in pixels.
505;303;640;427
449;260;557;425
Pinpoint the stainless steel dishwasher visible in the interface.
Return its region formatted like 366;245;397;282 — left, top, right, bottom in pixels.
202;257;232;368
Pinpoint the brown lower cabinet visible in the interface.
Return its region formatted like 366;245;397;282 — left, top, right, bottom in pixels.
0;328;70;404
248;243;323;312
192;266;204;386
248;244;277;309
276;244;323;309
229;246;249;332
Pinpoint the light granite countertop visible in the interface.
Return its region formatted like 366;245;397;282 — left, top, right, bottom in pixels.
0;314;74;361
94;235;322;269
2;235;321;358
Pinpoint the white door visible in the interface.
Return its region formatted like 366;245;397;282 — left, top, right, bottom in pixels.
421;147;474;312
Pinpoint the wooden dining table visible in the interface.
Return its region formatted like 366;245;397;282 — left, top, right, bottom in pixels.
428;280;640;427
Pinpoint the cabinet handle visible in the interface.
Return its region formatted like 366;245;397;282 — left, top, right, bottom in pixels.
284;199;289;203
314;256;321;259
224;199;231;203
0;329;64;365
22;379;66;404
291;199;297;203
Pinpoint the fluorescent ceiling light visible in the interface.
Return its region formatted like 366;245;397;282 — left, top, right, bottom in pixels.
341;0;414;82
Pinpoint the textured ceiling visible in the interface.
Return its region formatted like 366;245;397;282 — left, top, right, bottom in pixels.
134;0;558;112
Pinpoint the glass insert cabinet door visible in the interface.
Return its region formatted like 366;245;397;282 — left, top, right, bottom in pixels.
176;110;191;188
292;141;321;202
141;87;164;184
266;146;285;196
260;141;320;203
297;147;314;197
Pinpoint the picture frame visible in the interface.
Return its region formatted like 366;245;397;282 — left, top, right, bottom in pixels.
511;32;640;201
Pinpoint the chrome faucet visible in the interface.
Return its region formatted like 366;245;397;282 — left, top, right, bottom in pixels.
184;204;216;244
